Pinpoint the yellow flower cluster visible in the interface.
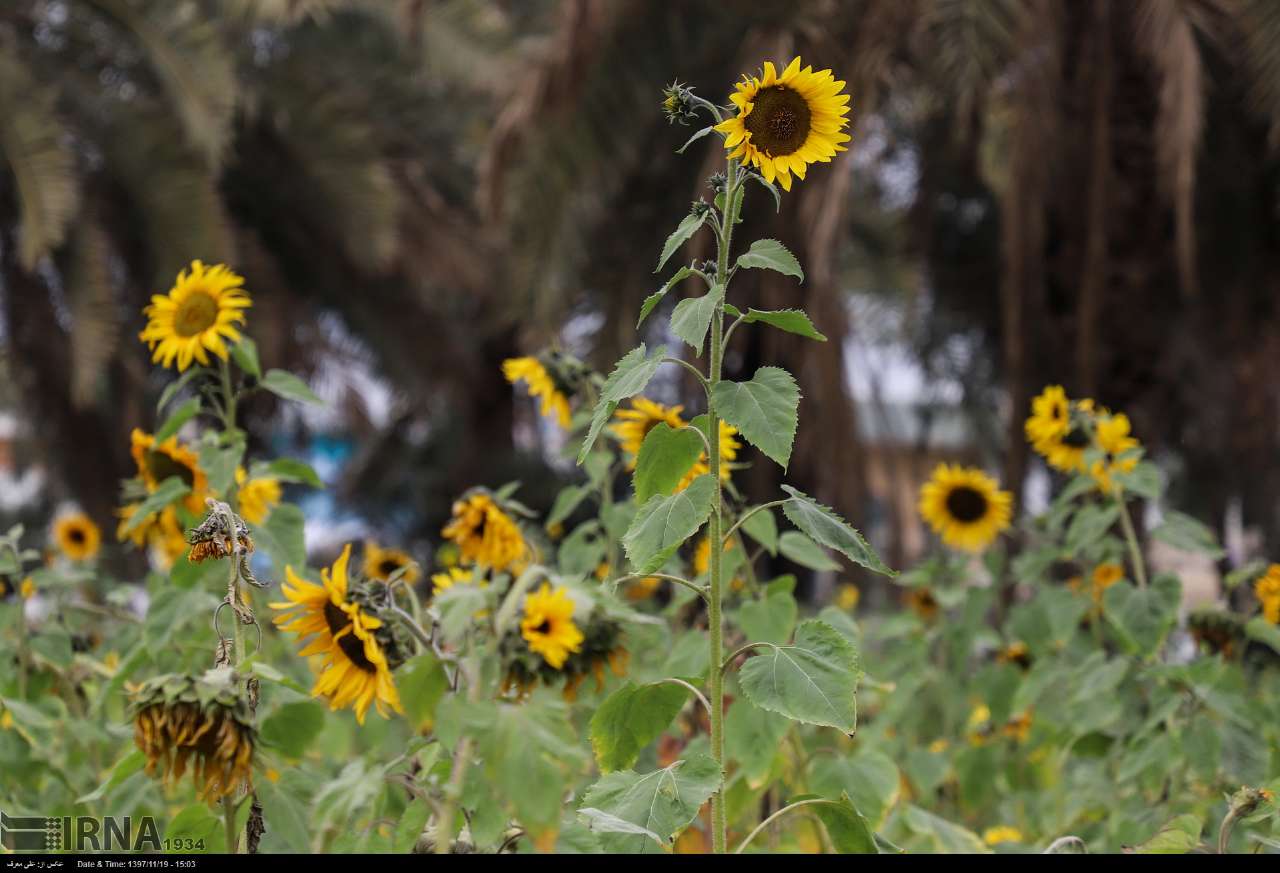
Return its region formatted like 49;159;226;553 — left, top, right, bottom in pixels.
441;492;528;573
503;356;572;429
1256;564;1280;625
1026;386;1141;493
235;467;281;525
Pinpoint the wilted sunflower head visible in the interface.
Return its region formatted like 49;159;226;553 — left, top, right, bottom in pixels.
1188;607;1243;657
139;260;250;372
130;429;209;514
53;512;101;562
130;668;255;804
713;57;852;191
918;464;1013;553
271;544;406;724
441;490;528;573
363;540;421;585
187;502;254;563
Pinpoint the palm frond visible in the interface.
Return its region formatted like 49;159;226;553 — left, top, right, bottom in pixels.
922;0;1024;132
1239;0;1280;139
85;0;238;166
0;52;79;270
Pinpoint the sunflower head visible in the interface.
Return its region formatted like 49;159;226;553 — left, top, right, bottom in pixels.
918;464;1013;553
713;57;852;192
501;591;625;700
611;397;739;488
130;668;255;804
519;583;584;670
1089;412;1141;493
271;544;406;723
139;261;251;372
53;512;101;562
1188;607;1244;657
187;503;254;564
441;490;528;573
130;429;209;514
661;80;699;125
905;586;939;622
363;540;421;585
234;467;282;526
1255;564;1280;625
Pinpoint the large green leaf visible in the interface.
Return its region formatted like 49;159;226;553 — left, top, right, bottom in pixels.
655;211;707;271
712;366;799;469
781;486;894;576
1129;814;1203;854
1102;575;1182;657
735;238;803;282
724;698;791;785
1151;510;1224;559
778;530;841;571
260;368;324;406
736;588;798;645
737;620;860;731
740;308;826;341
578;344;668;463
260;700;325;758
807;793;879;854
578;754;722;853
252;502;306;575
589;681;689;772
638;267;696;328
669;283;724;356
901;806;990;853
119;477;190;535
633;423;704;504
738;505;779;555
1065;504;1119;552
622;474;716;573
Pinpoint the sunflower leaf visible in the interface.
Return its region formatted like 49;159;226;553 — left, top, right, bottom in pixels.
746;171;783;213
737;620;860;731
260;369;324;406
119;477;190;535
259;457;324;489
736;238;803;282
778;530;841;572
781;485;894;576
675;125;716;154
711;366;800;469
589;680;690;772
633;423;705;504
1102;575;1182;657
656;211;707;272
577;344;668;464
668;283;724;356
578;753;722;853
742;308;827;341
154;397;201;443
231;337;261;378
638;266;698;329
623;475;716;574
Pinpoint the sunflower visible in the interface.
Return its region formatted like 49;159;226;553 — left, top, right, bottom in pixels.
906;586;939;622
441;492;528;572
520;583;584;670
713;57;852;191
611;397;740;487
918;464;1013;552
1025;385;1071;448
20;577;35;600
234;468;281;525
503;356;572;428
431;566;483;596
53;512;101;561
1256;564;1280;625
1026;387;1096;473
997;640;1032;670
983;827;1023;847
1090;562;1124;604
131;670;255;804
271;544;404;724
130;429;209;514
139;260;251;372
363;540;421;585
1089;412;1140;493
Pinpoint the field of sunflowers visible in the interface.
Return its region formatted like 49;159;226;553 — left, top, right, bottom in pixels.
2;53;1279;858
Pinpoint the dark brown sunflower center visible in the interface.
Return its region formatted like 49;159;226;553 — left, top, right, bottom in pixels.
744;86;811;156
175;290;218;337
1062;428;1090;448
379;558;403;576
323;601;376;672
68;528;86;544
945;486;988;523
532;619;551;635
146;451;196;487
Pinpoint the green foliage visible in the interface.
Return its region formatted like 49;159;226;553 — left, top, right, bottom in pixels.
735;238;804;282
579;754;722;853
589;681;689;772
712;367;800;469
738;620;861;732
622;475;716;573
578;344;668;463
632;423;704;504
781;486;894;576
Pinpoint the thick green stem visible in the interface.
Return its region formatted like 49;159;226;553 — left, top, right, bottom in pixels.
1115;489;1148;590
219;357;238;431
706;161;740;854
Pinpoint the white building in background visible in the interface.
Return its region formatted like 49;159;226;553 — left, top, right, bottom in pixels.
0;411;44;511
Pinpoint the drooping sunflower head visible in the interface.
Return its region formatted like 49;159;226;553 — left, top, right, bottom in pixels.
130;428;209;514
52;512;101;562
234;467;282;526
1089;412;1141;493
519;583;584;671
186;503;254;564
139;260;251;372
363;540;421;585
503;351;587;429
441;490;528;573
611;397;688;462
918;464;1013;553
713;57;852;192
130;668;255;804
270;544;406;724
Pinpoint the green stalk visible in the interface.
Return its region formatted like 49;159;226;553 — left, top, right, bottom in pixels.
1115;488;1148;590
706;161;740;854
219;357;238;431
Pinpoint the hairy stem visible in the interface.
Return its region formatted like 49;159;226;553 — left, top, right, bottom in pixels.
1115;489;1148;590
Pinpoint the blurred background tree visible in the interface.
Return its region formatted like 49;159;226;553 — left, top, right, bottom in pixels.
2;0;1280;577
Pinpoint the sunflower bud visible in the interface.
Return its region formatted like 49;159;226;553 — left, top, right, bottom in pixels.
130;668;255;804
661;81;699;125
708;172;727;194
691;199;712;219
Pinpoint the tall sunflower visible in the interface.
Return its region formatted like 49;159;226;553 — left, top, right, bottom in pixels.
918;464;1013;552
53;512;101;561
503;356;572;428
520;583;584;669
130;428;209;514
363;540;421;585
441;491;528;572
139;260;251;372
234;467;281;525
271;544;404;724
713;57;852;191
